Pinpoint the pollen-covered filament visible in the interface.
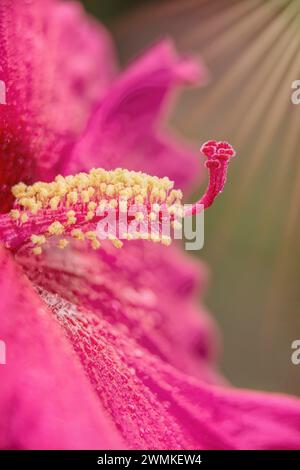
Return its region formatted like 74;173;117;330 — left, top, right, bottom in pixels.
0;141;235;255
0;168;184;254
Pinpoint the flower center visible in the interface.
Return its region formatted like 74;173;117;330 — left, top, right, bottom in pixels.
0;140;235;255
1;168;183;253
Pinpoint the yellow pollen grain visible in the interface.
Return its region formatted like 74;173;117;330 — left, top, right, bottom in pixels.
85;211;95;221
32;246;42;255
81;190;90;203
151;234;161;243
20;213;28;224
152;203;160;213
55;174;65;183
111;238;123;248
135;195;144;205
67;210;76;219
124;188;133;199
50;196;60;210
133;185;142;196
87;201;97;211
109;199;118;209
10;209;20;220
12;182;27;198
48;221;65;235
149;212;157;221
71;229;85;240
159;189;166;201
65;175;74;185
106;184;115;197
67;191;78;206
58;239;69;249
161;236;172;246
34;202;43;214
150;188;159;203
98;200;107;213
88;187;95;198
91;239;101;250
31;234;46;245
100;182;107;193
39;188;49;200
19;197;31;208
135;212;144;222
85;231;97;240
29;201;40;214
11;168;184;252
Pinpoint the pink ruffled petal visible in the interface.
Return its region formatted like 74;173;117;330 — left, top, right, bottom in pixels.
38;286;300;450
65;40;205;191
0;245;124;449
0;0;117;211
19;242;221;384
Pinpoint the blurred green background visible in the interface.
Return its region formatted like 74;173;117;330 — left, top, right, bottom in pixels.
81;0;300;395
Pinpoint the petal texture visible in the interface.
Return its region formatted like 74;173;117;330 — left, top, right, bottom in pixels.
19;242;221;384
37;285;300;450
0;0;117;211
0;245;123;449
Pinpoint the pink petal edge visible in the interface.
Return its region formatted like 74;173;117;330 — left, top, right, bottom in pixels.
65;40;206;191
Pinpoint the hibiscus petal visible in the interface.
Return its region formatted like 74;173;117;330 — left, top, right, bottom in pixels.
0;245;124;449
19;242;221;384
38;286;300;450
0;0;118;211
0;168;183;251
65;40;205;191
0;162;220;382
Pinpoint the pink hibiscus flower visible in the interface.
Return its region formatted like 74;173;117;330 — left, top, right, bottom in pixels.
0;0;300;450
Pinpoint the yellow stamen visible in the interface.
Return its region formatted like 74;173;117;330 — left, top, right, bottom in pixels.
20;213;28;224
10;209;20;220
91;239;101;250
31;234;46;245
71;229;85;240
58;239;69;249
32;246;42;255
66;210;77;225
10;168;184;253
135;212;144;222
85;231;98;241
85;211;95;221
48;221;65;235
149;212;157;221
